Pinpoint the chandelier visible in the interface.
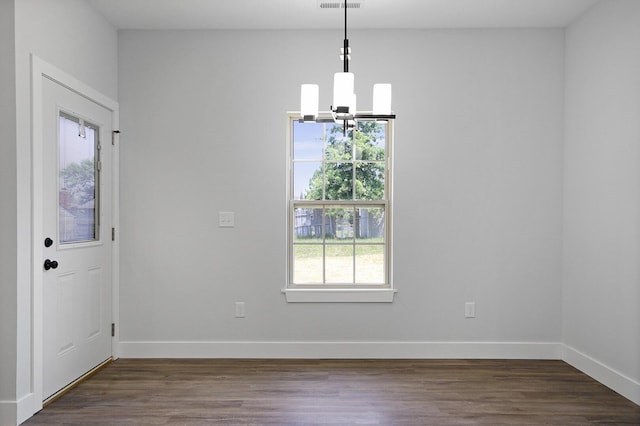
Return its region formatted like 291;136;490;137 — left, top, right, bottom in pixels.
299;0;396;134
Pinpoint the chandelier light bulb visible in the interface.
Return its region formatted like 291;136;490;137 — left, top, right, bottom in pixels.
373;84;392;116
333;72;355;112
300;84;319;120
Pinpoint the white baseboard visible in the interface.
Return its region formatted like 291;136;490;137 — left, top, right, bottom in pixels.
0;393;39;426
16;393;38;426
562;344;640;405
118;341;562;360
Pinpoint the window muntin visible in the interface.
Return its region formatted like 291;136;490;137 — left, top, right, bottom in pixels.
289;116;391;288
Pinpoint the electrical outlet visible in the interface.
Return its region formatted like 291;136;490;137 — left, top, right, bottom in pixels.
219;211;235;227
465;302;476;318
235;302;245;318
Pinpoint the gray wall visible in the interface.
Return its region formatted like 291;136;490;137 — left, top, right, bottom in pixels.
118;29;564;346
0;0;17;424
563;0;640;401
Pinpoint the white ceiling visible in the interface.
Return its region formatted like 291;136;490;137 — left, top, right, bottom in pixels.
87;0;599;30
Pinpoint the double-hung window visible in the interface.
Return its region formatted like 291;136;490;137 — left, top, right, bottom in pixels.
286;114;394;302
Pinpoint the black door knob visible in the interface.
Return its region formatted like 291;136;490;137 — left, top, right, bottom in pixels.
44;259;59;270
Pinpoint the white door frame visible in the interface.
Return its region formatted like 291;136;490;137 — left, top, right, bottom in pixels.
30;55;120;412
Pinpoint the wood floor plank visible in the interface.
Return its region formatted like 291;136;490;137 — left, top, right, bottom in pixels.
24;359;640;425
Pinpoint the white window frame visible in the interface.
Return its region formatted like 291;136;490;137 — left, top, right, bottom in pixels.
284;112;395;303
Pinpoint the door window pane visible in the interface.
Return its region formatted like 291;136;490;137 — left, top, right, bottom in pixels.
59;113;99;244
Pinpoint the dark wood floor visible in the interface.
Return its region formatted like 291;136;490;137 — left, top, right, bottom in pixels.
24;359;640;425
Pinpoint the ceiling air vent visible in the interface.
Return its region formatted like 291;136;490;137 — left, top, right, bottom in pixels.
318;1;362;9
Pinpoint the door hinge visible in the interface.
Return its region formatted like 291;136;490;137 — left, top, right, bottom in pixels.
111;323;115;337
111;227;115;241
97;160;102;171
112;130;120;145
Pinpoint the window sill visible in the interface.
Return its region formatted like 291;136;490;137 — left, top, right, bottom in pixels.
283;288;396;303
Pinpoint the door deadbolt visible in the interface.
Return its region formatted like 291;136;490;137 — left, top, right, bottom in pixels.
44;237;53;247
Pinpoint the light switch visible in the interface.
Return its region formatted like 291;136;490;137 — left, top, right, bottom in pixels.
465;302;476;318
219;211;235;227
235;302;245;318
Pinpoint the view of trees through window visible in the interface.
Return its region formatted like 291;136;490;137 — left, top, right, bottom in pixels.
291;119;389;285
59;114;98;243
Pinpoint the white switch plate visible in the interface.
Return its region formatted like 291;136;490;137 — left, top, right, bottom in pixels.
219;211;235;227
465;302;476;318
235;302;245;318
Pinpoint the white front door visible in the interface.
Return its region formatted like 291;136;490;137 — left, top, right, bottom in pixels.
41;77;113;400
